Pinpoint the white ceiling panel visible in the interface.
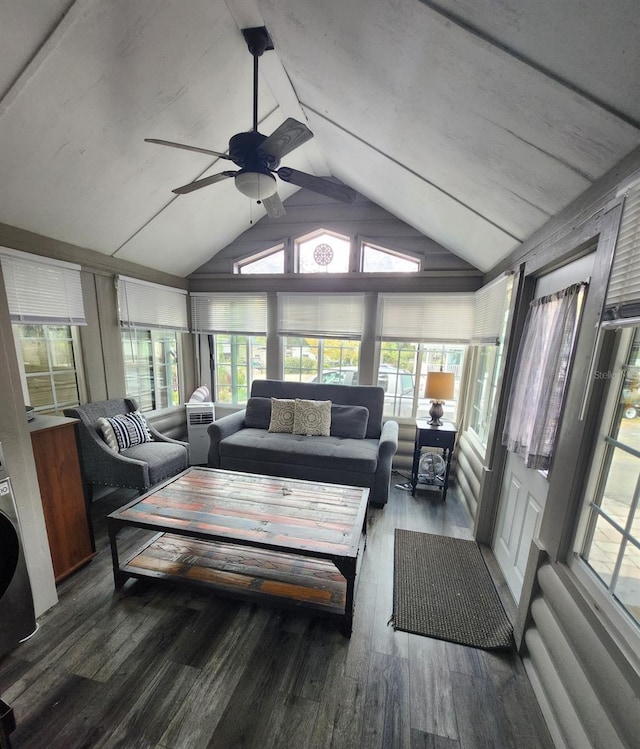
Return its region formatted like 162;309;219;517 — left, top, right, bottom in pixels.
0;0;638;277
307;114;517;271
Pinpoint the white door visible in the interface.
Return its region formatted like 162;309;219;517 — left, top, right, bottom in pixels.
493;452;547;601
492;254;595;602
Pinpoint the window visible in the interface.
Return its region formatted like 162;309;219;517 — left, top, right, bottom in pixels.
295;229;350;273
283;338;360;383
468;345;500;445
467;276;512;448
215;334;266;403
361;242;420;272
577;327;640;630
235;245;285;274
117;277;188;411
379;341;465;419
376;293;472;419
1;249;87;414
15;324;82;415
191;293;268;404
278;292;363;383
122;329;179;411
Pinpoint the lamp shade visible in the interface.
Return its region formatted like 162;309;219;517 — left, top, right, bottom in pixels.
424;371;454;401
234;171;277;199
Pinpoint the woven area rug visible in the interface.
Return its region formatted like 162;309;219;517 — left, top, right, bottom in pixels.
393;529;513;650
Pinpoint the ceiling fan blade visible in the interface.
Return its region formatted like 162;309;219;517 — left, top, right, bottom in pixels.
172;171;236;194
277;167;356;203
145;138;234;161
260;118;314;160
262;192;286;218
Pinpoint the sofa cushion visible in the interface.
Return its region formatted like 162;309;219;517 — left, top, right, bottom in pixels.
292;399;332;436
219;429;379;473
268;398;296;433
330;404;369;439
244;397;272;429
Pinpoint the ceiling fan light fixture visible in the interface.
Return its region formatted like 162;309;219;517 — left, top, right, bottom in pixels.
234;170;277;199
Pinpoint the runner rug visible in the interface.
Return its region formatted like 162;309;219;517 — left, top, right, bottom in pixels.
392;529;513;650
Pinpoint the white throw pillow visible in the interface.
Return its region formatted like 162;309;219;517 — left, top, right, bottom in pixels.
292;399;332;436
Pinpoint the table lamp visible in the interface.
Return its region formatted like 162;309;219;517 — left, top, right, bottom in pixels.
424;371;454;426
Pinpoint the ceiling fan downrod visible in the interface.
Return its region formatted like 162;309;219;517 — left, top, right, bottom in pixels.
241;27;274;134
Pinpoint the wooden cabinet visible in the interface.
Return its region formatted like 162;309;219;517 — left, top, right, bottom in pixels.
29;416;95;583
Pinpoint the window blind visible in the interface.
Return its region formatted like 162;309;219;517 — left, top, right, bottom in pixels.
118;276;188;331
472;276;509;344
0;248;86;325
191;292;268;334
278;293;364;338
603;181;640;324
377;293;474;342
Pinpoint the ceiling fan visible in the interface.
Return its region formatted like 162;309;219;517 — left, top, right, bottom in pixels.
145;26;356;218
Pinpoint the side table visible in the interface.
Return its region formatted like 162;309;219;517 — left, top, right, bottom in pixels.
411;419;457;500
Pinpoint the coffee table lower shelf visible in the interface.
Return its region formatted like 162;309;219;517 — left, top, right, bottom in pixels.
118;532;350;620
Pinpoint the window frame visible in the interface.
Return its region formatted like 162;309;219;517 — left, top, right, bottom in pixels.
359;239;421;273
213;333;267;404
294;228;352;274
234;243;286;274
570;325;640;658
13;323;86;415
121;327;181;411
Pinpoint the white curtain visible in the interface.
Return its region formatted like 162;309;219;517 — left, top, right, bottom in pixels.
503;282;586;470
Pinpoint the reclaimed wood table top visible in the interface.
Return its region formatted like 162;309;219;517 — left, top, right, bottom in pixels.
109;467;369;561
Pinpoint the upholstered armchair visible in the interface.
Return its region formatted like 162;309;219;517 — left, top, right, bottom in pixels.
63;398;188;498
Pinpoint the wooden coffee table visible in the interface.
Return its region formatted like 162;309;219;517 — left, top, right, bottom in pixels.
107;467;369;635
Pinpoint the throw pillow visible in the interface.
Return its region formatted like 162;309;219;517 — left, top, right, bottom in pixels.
99;411;153;452
268;398;296;433
330;404;369;439
245;397;272;429
97;416;119;451
293;398;332;436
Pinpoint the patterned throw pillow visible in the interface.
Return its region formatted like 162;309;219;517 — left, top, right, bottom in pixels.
97;411;153;452
292;399;332;436
268;398;296;433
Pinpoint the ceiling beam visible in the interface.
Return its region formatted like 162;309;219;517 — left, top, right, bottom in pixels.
301;102;523;243
0;0;80;116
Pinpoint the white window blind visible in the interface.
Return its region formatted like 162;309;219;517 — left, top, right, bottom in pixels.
118;276;188;331
604;181;640;323
472;276;509;344
377;293;474;342
191;293;268;334
0;248;86;325
278;293;364;338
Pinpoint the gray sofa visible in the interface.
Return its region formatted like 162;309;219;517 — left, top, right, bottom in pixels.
207;379;399;507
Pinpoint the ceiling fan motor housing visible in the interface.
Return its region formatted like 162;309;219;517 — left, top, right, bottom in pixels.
229;131;279;171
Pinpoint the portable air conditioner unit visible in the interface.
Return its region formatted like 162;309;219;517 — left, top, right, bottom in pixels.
186;403;215;465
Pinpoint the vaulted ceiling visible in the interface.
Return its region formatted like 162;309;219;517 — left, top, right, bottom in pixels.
1;0;639;277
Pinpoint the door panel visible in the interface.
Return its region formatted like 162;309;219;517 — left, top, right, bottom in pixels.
494;451;547;601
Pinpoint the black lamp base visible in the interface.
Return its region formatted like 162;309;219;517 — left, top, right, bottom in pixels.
428;401;444;426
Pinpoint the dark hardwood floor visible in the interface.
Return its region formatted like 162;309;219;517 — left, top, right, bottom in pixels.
0;476;554;749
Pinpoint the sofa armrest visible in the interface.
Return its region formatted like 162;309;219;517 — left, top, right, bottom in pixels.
370;419;399;507
378;419;399;459
207;410;246;468
147;423;188;447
